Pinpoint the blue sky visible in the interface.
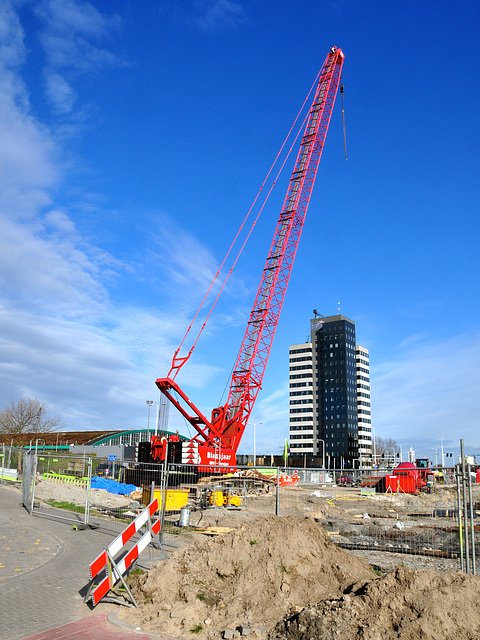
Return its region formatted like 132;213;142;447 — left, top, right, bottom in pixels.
1;0;479;462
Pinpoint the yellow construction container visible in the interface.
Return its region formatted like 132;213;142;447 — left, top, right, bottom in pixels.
142;486;189;511
209;489;225;507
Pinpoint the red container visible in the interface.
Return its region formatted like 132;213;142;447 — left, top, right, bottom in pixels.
385;471;418;494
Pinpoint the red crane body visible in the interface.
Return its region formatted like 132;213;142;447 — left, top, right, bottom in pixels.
155;47;344;467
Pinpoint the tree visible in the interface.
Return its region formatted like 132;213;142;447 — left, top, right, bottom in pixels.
0;398;64;435
374;436;399;458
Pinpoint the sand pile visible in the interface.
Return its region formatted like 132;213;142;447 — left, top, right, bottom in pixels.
273;566;480;640
121;515;374;638
34;478;139;510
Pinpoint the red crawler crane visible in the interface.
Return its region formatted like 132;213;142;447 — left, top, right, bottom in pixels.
153;47;344;468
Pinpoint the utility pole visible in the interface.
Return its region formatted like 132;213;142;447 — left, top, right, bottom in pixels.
146;401;153;441
440;437;445;468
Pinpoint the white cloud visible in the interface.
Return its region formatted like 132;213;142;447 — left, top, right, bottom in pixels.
152;216;219;296
34;0;123;113
37;0;121;40
43;72;77;114
43;209;77;234
0;2;26;68
0;85;57;218
194;0;246;32
0;2;179;429
0;214;110;315
159;0;247;32
0;5;58;220
246;383;289;455
0;305;141;428
372;331;480;456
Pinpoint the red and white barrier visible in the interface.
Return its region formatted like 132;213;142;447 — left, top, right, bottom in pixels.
86;498;162;607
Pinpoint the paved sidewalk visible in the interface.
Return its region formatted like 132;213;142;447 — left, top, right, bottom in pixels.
19;615;168;640
0;482;169;640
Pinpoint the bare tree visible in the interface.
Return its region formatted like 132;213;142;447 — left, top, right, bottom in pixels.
0;398;64;434
374;436;399;457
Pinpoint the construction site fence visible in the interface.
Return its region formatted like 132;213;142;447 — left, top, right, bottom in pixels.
14;451;478;573
0;445;22;483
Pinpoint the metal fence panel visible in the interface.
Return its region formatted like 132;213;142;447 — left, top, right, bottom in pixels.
21;452;36;513
22;453;479;573
1;446;21;483
275;466;480;571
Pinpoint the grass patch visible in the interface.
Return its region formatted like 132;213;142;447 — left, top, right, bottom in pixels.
250;539;257;546
129;568;145;577
190;624;203;634
163;523;182;535
196;593;205;601
45;499;85;514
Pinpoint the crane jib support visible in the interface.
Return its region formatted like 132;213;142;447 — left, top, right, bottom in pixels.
156;47;344;454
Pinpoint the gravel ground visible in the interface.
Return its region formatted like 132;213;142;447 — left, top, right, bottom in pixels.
348;548;460;573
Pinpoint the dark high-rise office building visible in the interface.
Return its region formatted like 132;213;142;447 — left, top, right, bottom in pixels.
289;314;372;467
312;315;358;465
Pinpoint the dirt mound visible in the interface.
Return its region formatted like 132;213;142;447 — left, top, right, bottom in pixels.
121;515;374;638
273;566;480;640
34;478;139;510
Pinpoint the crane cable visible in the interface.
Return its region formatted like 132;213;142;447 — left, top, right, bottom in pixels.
340;80;347;161
168;70;322;380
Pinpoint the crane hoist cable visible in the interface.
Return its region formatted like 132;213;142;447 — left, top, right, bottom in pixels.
155;47;345;456
167;70;322;381
340;81;347;161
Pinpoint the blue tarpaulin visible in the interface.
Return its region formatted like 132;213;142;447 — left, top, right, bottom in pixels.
90;476;138;495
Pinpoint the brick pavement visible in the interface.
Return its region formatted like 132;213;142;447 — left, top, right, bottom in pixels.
0;483;169;640
19;615;162;639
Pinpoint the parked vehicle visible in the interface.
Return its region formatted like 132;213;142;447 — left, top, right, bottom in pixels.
336;474;354;486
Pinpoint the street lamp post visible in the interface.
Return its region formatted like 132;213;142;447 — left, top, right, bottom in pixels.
146;401;154;441
251;422;263;468
154;401;168;436
35;439;45;455
151;401;168;437
439;437;445;468
372;427;377;469
318;439;325;468
385;447;396;467
155;402;160;436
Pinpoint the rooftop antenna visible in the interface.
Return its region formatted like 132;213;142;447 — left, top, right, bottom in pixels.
313;309;318;318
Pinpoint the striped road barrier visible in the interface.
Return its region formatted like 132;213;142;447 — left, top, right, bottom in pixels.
85;498;164;607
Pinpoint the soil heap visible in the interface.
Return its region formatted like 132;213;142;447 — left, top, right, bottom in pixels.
121;515;374;638
273;566;480;640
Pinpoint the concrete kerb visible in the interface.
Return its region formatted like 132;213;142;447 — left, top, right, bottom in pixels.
107;610;184;639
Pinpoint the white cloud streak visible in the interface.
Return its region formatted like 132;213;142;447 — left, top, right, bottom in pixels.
0;1;225;431
372;332;480;455
34;0;123;115
194;0;247;32
44;72;77;114
159;0;247;33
